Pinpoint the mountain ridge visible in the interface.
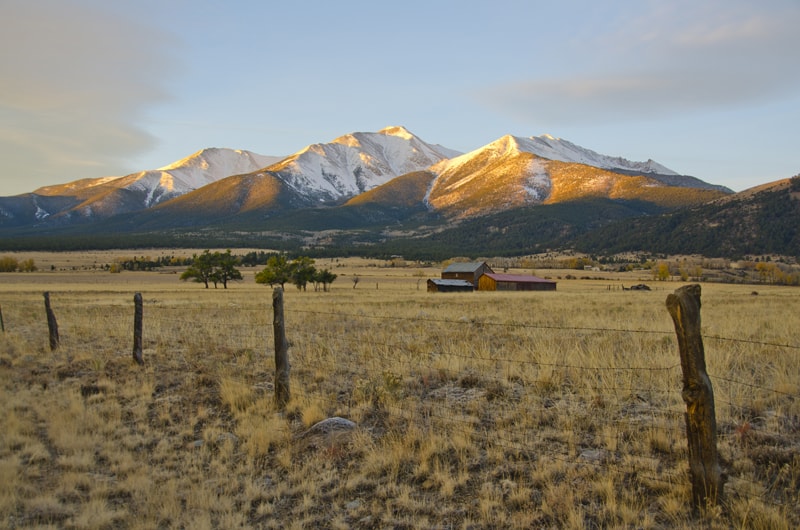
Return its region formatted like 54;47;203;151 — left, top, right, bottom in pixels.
4;125;781;259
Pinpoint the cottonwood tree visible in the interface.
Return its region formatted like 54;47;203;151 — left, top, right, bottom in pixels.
181;250;242;289
313;268;337;292
255;255;292;288
181;250;215;288
290;256;316;291
212;250;243;288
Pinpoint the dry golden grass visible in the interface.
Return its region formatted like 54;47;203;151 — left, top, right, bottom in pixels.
0;255;798;528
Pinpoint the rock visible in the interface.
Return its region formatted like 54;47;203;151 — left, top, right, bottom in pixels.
297;417;357;439
294;417;358;450
579;448;605;463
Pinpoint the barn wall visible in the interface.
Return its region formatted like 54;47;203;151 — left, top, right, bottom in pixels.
477;276;496;291
477;274;557;291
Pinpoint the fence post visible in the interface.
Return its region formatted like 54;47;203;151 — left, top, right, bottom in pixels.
0;303;5;332
273;287;290;410
666;284;723;512
43;292;60;351
132;293;144;365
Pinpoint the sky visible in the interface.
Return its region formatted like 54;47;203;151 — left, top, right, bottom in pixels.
1;0;798;196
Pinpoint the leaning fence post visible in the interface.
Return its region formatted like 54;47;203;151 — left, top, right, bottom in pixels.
273;287;290;410
666;284;723;512
43;292;59;351
132;292;144;365
0;303;5;332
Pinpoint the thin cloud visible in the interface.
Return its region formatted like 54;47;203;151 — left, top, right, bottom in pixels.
0;0;175;193
478;2;800;127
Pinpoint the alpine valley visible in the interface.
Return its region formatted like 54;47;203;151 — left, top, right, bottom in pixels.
1;126;797;259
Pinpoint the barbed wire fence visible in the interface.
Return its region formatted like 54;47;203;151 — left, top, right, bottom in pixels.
2;288;798;519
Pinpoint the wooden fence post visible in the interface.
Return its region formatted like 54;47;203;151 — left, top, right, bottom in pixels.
0;303;5;332
43;292;59;351
666;284;724;511
132;293;144;365
273;287;290;410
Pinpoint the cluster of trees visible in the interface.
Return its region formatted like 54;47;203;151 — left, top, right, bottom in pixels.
180;250;243;289
110;255;191;273
179;252;338;291
255;255;337;291
0;256;36;272
239;251;278;267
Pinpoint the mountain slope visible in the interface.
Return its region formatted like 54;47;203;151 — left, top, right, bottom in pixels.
123;172;308;229
425;135;727;218
575;176;800;257
0;148;282;227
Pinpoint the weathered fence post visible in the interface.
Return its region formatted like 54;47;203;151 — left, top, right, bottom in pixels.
273;287;290;410
43;292;59;351
132;292;144;365
666;284;723;512
0;303;5;332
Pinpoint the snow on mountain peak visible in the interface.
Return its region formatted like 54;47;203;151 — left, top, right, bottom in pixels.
378;125;414;140
116;148;285;207
515;135;679;175
272;127;453;200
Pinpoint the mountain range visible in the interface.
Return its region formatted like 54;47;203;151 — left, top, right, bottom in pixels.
1;126;796;259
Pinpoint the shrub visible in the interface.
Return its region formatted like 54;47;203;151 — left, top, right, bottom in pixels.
0;256;19;272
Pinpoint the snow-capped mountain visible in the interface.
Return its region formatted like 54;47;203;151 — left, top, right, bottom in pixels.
135;148;283;206
126;127;460;225
512;134;677;175
265;126;456;201
0;126;730;232
0;148;282;226
425;135;727;218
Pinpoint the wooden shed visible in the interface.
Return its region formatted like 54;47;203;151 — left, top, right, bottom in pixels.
477;273;557;292
427;279;475;293
441;262;494;288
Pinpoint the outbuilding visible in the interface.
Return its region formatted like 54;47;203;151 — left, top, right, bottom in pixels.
441;262;494;288
427;279;475;293
477;272;557;292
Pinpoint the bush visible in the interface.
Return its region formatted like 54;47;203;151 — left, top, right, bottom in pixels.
0;256;19;272
18;258;36;272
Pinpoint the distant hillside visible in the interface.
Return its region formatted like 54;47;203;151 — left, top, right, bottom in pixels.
574;176;800;258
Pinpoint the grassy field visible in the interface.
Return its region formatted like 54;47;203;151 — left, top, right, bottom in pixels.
1;254;798;529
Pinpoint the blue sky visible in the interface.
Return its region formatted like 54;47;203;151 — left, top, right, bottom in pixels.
1;0;798;196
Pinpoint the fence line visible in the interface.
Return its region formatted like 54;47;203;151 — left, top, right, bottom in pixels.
3;289;798;516
4;292;796;404
286;308;800;351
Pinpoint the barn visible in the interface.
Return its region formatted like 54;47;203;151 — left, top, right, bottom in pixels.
427;279;475;293
441;262;494;288
477;272;557;292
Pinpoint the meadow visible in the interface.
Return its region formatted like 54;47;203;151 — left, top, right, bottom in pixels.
0;254;798;529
